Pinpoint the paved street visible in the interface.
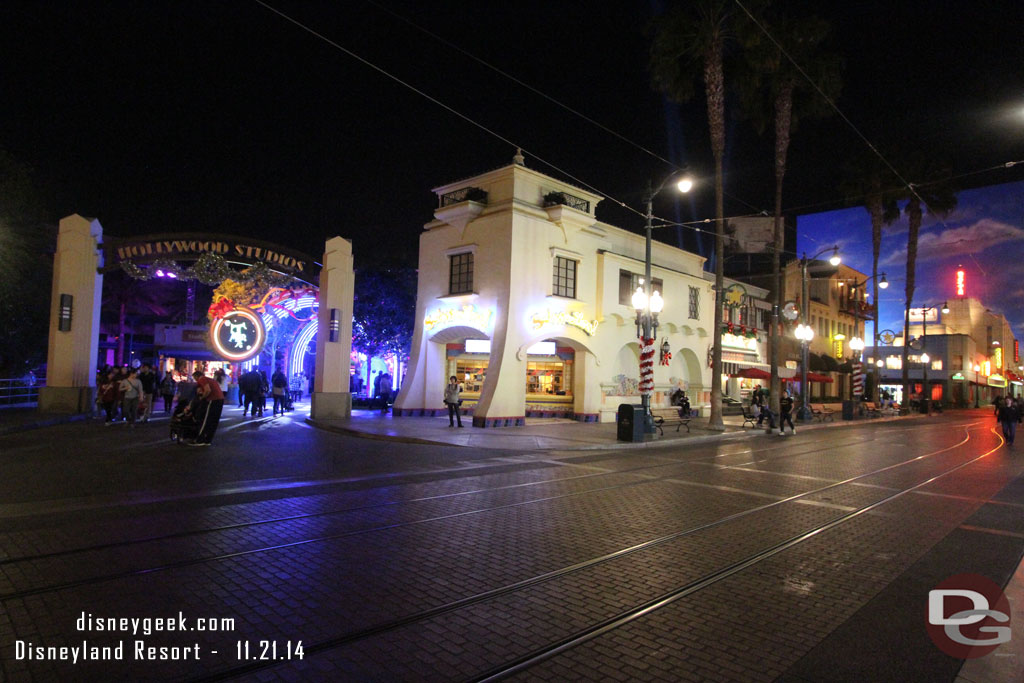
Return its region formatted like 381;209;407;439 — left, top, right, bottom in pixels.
1;406;1023;682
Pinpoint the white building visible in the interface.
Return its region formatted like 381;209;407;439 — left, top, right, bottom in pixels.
394;156;758;427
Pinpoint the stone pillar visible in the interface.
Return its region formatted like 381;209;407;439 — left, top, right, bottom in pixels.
38;215;104;413
311;236;355;419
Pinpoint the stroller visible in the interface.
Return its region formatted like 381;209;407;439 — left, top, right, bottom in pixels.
170;397;203;443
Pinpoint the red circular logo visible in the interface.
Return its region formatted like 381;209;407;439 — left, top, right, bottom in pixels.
926;573;1011;658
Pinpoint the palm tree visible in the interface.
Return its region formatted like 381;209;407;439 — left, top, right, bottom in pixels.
841;154;899;403
735;10;841;420
650;0;735;430
896;163;957;405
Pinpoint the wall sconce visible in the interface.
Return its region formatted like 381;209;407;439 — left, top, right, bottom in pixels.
329;308;340;343
58;294;73;331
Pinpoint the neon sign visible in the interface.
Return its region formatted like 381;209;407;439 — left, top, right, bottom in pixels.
424;305;494;333
210;307;266;362
995;347;1003;370
989;374;1007;387
956;269;965;297
1016;340;1020;363
531;309;599;336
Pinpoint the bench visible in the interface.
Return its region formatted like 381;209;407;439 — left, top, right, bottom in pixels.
740;405;758;428
809;403;834;422
863;401;883;417
650;407;691;434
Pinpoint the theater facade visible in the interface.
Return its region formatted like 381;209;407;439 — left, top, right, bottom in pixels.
393;156;721;427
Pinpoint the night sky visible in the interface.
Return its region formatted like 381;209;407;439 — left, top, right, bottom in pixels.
3;1;1023;283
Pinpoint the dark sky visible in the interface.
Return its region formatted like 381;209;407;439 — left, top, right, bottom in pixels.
2;0;1023;266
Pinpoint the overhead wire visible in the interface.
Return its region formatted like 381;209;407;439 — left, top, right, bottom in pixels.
251;0;645;221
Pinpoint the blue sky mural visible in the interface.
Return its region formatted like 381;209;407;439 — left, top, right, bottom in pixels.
797;179;1024;341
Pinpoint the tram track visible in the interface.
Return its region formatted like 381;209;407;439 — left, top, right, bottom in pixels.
168;422;1000;682
0;432;886;569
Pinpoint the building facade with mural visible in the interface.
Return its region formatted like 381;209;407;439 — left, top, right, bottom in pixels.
393;156;744;426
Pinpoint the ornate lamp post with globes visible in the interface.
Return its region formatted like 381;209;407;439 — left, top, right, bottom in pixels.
796;246;841;421
632;171;693;434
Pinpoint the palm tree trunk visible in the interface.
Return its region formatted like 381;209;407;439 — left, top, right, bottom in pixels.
706;38;726;431
769;84;793;421
901;198;922;405
867;190;883;404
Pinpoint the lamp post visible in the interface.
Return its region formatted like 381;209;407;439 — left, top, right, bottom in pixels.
913;301;948;412
849;336;865;400
850;272;888;403
634;172;693;434
797;246;840;421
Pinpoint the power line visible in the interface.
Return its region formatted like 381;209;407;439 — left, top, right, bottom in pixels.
252;0;645;221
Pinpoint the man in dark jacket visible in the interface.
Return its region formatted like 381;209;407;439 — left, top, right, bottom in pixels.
997;397;1018;446
779;390;796;435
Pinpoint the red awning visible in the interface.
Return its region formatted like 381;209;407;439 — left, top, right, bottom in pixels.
732;367;771;380
806;372;834;383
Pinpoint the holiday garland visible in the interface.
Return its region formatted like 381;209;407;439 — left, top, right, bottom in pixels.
639;337;656;395
120;252;293;289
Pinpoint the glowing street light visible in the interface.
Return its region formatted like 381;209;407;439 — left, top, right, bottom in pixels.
797;246;840;420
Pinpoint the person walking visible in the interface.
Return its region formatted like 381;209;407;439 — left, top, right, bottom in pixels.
379;372;393;413
158;371;177;414
997;396;1018;447
189;370;225;446
258;370;269;417
139;364;157;422
779;390;796;435
119;369;144;427
271;367;288;416
99;371;119;425
444;375;463;427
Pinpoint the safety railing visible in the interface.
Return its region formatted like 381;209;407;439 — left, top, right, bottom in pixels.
0;376;45;406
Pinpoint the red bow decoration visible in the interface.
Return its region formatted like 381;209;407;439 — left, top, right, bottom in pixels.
208;298;235;320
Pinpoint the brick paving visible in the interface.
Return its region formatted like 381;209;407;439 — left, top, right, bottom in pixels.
0;408;1021;681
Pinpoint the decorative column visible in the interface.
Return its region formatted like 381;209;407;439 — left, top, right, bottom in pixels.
38;215;104;413
311;236;355;419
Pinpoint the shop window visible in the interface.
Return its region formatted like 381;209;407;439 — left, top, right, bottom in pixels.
552;256;577;298
527;361;571;396
886;356;902;370
618;270;662;306
689;286;700;319
931;359;943;371
455;359;487;394
448;252;474;295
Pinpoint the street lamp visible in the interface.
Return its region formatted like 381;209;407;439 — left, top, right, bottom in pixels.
798;246;840;421
849;271;887;404
635;171;693;434
912;300;948;412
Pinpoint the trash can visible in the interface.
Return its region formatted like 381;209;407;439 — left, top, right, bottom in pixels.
842;400;855;421
617;404;645;442
920;399;930;414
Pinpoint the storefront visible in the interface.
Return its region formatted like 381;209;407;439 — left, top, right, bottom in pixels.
393;156;716;427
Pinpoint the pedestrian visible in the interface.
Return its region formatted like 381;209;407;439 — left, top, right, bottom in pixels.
119;369;144;427
373;371;382;399
290;373;303;402
139;364;157;422
189;370;225;446
271;367;288;415
158;371;177;413
444;375;463;427
779;390;796;435
99;371;119;425
997;396;1018;447
379;372;392;413
258;370;269;416
756;388;775;429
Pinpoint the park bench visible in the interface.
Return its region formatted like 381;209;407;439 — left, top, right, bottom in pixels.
650;407;691;435
740;405;758;428
809;403;834;422
863;401;883;417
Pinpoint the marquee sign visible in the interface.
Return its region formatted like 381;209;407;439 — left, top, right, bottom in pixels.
721;332;758;353
424;305;494;334
531;309;599;336
956;268;965;297
210;307;266;362
102;233;318;283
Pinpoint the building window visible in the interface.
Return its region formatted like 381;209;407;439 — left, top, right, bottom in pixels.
688;286;699;319
618;270;662;306
448;252;474;295
552;256;577;298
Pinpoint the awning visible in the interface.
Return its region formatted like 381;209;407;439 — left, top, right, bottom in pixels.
729;366;798;381
157;347;223;361
806;372;834;383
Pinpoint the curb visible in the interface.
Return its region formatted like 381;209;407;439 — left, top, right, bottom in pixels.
305;412;927;452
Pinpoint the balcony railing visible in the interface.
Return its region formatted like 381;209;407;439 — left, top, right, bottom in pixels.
543;191;590;213
439;187;488;207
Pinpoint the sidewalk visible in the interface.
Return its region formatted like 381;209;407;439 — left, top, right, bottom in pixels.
0;406;88;436
308;408;924;451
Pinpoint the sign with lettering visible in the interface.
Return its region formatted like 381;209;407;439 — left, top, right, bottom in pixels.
210;307;265;362
531;309;599;336
103;233;317;282
424;305;494;334
956;269;965;297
